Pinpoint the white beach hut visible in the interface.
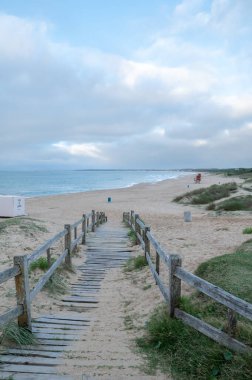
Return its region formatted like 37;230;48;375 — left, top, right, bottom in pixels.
0;196;26;217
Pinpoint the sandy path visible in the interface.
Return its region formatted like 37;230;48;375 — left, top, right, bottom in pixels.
1;172;251;378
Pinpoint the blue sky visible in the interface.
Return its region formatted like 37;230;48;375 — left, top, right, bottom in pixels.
0;0;252;169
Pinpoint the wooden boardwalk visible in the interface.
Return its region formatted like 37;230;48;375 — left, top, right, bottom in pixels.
0;222;132;379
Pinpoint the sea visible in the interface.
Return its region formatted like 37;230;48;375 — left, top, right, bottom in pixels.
0;170;190;198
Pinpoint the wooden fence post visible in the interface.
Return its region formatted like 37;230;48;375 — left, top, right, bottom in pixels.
92;210;96;232
227;308;237;337
130;210;134;228
155;251;160;284
47;248;51;267
13;255;32;330
134;214;140;244
144;226;150;260
168;254;182;317
96;212;100;227
124;212;130;225
82;214;86;244
64;224;72;267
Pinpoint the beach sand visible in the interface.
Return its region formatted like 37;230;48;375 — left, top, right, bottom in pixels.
0;172;251;379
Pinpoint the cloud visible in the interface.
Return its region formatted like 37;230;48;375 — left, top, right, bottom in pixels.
52;142;106;160
0;3;252;169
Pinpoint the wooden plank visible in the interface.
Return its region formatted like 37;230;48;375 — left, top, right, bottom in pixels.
28;229;67;264
0;364;58;374
32;322;89;329
1;348;61;358
32;327;83;335
0;305;23;327
71;233;83;250
34;332;79;340
136;217;146;230
30;249;68;302
71;217;83;229
62;297;98;303
175;267;252;321
0;265;20;285
175;308;252;354
146;252;170;303
37;314;92;321
60;302;98;309
0;355;61;366
0;374;72;380
2;345;64;352
136;232;145;250
31;339;70;346
146;231;170;267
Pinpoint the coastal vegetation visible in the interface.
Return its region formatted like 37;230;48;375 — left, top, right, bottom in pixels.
243;227;252;235
127;229;137;245
124;255;147;272
0;217;48;235
173;182;238;205
136;239;252;379
29;256;69;295
212;195;252;212
0;321;37;346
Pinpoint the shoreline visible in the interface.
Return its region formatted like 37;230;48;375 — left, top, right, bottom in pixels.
0;169;191;199
1;171;251;378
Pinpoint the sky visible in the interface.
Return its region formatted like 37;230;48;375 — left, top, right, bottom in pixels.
0;0;252;170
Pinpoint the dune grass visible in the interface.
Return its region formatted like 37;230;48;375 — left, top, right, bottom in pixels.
0;217;48;235
128;229;137;245
0;321;37;346
136;239;252;379
243;227;252;235
215;195;252;211
174;182;237;205
124;255;147;272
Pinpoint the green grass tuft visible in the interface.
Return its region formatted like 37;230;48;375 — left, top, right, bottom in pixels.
44;271;68;294
243;227;252;234
124;255;147;272
0;322;37;346
29;257;53;271
127;229;137;245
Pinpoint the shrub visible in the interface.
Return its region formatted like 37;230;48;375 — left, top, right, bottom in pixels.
206;202;216;210
174;183;238;205
216;196;252;211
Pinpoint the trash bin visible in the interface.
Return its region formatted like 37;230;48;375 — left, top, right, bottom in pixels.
108;197;112;203
184;211;192;222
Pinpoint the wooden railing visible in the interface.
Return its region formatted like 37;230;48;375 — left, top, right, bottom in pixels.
123;211;252;354
0;210;107;330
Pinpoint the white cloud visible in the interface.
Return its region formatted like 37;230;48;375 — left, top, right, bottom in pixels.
52;142;106;160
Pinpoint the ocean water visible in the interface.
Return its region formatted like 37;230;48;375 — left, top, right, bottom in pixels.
0;170;189;198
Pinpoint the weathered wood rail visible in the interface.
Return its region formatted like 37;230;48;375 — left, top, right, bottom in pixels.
0;210;107;330
123;210;252;354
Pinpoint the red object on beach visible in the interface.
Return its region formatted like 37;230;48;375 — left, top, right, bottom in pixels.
194;173;201;183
